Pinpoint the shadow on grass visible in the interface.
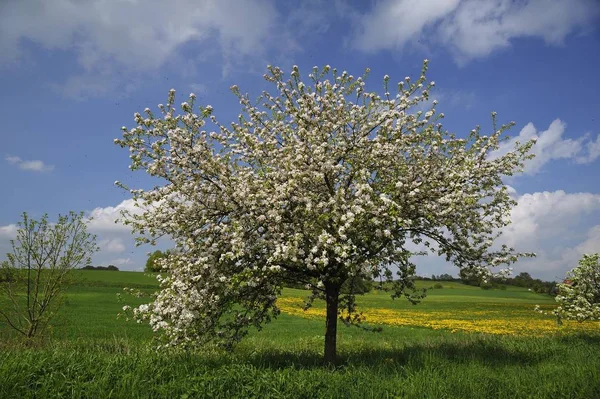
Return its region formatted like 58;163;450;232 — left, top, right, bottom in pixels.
5;332;599;373
238;337;551;370
558;333;600;346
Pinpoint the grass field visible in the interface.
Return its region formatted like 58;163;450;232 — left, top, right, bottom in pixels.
1;270;600;398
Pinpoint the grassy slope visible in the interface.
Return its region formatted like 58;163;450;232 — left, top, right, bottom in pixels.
1;271;599;398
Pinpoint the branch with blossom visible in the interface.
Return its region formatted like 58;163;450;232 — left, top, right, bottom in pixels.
115;60;535;362
539;254;600;324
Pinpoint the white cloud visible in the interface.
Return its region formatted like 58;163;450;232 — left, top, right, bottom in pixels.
500;190;600;248
84;199;176;270
411;188;600;280
353;0;600;64
0;0;280;98
2;189;599;278
496;190;600;279
0;224;18;238
572;225;600;255
0;0;278;69
99;238;126;253
505;185;517;196
576;133;600;164
489;119;598;175
5;155;54;172
86;199;141;233
429;89;476;111
354;0;461;52
109;257;133;266
574;225;600;259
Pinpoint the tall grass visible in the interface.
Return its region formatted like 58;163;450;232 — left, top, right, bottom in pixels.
2;333;599;398
1;271;599;398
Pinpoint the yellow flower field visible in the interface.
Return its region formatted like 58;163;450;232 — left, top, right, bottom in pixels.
277;297;599;336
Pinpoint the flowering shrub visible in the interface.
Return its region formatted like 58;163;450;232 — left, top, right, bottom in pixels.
549;254;600;324
115;61;534;362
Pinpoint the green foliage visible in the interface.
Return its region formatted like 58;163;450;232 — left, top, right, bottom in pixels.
0;212;97;340
340;276;373;295
433;283;443;289
81;265;119;271
459;268;481;286
145;250;167;273
501;273;556;294
460;268;556;294
480;282;493;290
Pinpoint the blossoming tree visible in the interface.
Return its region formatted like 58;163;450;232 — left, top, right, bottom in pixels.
551;253;600;324
115;61;534;363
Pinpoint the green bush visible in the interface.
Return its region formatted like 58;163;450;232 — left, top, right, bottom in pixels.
480;282;493;290
341;276;373;295
433;283;443;289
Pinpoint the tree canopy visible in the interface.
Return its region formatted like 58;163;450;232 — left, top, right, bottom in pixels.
145;250;168;273
115;61;534;363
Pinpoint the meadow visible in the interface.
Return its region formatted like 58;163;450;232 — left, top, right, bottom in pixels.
1;270;599;398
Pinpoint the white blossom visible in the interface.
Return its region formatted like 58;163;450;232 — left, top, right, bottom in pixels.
116;61;535;352
547;254;600;323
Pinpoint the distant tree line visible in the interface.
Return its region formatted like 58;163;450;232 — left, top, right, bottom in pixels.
418;271;557;294
500;272;557;294
460;270;556;294
427;273;455;281
80;265;119;271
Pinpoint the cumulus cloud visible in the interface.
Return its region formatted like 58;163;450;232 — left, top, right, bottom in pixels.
412;188;600;280
576;133;600;164
83;198;178;270
572;225;600;255
109;257;133;266
496;190;600;279
489;119;599;175
353;0;600;64
5;155;54;172
99;238;126;253
354;0;461;52
0;224;18;238
86;199;141;233
500;190;600;248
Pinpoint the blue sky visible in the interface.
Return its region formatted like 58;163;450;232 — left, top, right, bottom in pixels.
0;0;599;280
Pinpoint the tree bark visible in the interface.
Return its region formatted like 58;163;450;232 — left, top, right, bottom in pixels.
324;283;340;365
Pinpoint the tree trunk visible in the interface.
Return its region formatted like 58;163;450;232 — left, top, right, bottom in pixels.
324;284;340;365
